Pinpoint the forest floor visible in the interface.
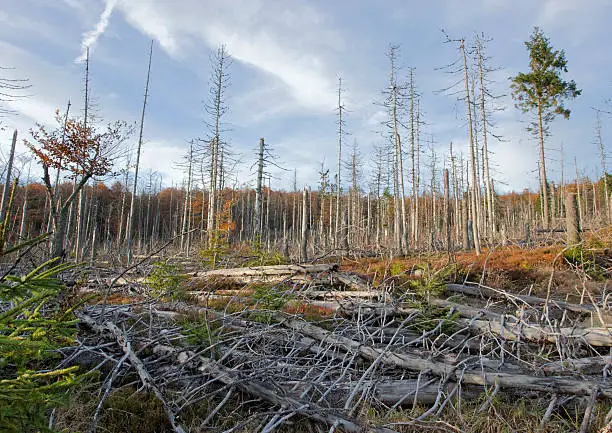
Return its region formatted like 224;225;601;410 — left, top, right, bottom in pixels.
52;231;612;433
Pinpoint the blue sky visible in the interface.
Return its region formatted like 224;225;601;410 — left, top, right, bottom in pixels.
1;0;611;193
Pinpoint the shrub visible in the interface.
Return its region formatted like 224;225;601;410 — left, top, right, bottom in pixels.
145;260;188;298
243;236;288;267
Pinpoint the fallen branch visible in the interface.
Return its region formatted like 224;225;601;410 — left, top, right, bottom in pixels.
275;312;612;399
79;313;186;433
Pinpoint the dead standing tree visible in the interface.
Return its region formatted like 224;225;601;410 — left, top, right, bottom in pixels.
335;76;347;249
474;33;504;241
383;45;408;254
204;45;231;245
440;32;482;254
252;137;287;242
126;40;154;264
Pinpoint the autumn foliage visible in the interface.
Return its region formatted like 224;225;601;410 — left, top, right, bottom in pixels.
26;117;130;179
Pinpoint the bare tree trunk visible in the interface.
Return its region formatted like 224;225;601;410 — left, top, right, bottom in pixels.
462;192;470;249
537;100;551;228
414;100;421;247
596;111;610;224
388;48;404;254
181;144;193;252
300;188;309;262
0;130;17;225
565;192;580;245
127;40;153;264
255;138;264;235
207;45;230;245
574;157;583;227
476;38;495;241
460;39;480;254
335;77;344;247
444;168;451;256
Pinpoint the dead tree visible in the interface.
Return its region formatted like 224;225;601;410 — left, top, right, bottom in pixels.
386;46;406;254
459;38;481;255
127;40;153;264
595;109;610;224
565;192;581;245
205;45;231;244
335;76;346;248
300;187;309;261
0;130;17;224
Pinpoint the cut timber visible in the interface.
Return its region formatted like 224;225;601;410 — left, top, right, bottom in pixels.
447;283;602;314
275;313;612;399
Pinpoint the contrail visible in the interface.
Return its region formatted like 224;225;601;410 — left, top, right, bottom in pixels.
76;0;117;62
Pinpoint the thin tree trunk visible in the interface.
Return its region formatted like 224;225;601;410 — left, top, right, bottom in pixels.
335;77;344;247
127;40;153;263
0;130;17;225
537;99;551;228
255;138;264;235
460;39;480;254
300;188;309;262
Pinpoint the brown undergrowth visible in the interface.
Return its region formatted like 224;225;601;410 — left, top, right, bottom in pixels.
344;241;610;299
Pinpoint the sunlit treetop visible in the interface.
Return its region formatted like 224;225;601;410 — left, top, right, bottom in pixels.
510;27;581;121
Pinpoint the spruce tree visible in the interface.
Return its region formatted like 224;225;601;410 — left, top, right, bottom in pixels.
510;27;581;227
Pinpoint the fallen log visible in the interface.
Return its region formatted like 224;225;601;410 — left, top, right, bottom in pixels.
446;283;603;315
196;356;398;433
540;355;612;375
285;378;479;406
338;300;612;347
189;289;385;301
275;313;612;399
192;263;338;279
461;318;612;347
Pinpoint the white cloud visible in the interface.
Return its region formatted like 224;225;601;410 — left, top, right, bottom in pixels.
115;0;341;113
76;0;117;62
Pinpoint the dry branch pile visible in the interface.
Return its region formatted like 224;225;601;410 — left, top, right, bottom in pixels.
65;263;612;432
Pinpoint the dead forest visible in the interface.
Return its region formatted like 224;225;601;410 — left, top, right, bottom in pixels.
1;27;611;433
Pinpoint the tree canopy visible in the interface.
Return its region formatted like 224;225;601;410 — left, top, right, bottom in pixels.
510;27;581;126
